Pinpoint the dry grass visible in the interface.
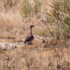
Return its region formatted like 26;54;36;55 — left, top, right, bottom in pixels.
0;0;54;39
0;43;70;70
0;0;70;70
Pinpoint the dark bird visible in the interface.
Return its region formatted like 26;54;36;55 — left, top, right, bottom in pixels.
24;25;35;44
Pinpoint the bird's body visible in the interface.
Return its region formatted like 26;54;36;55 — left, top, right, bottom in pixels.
24;25;35;44
24;35;34;44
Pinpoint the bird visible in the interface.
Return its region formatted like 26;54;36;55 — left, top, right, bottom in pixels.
24;25;35;44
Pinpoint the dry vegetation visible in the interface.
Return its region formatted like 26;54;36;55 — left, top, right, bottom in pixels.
0;0;70;70
0;44;70;70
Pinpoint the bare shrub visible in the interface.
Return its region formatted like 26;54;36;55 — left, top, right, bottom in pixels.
46;0;70;40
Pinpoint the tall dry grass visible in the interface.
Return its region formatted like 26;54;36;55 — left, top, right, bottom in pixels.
0;45;70;70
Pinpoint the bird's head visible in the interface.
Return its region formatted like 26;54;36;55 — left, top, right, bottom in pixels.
30;25;35;29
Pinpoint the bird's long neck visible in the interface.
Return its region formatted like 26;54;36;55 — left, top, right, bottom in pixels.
30;28;32;35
